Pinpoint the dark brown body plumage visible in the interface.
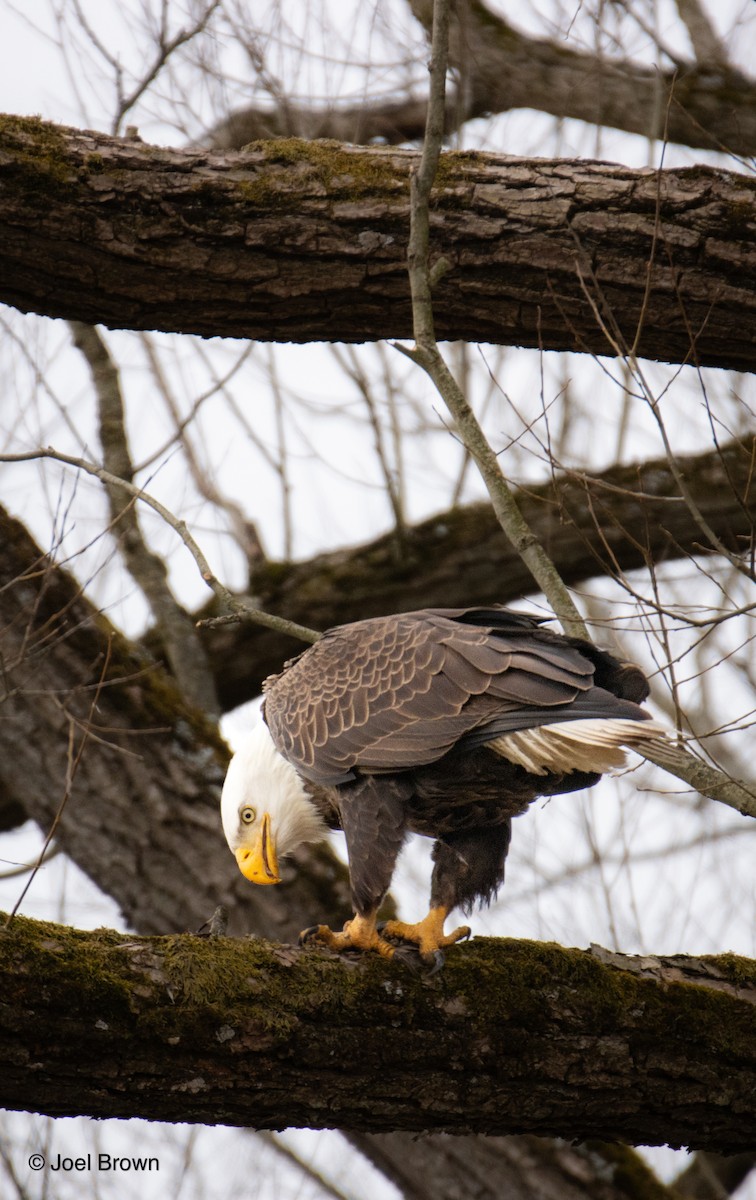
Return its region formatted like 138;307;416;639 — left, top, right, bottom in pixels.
263;607;658;924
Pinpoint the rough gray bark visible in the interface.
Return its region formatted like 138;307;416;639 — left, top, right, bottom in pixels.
1;913;754;1152
2;117;756;369
195;435;756;710
409;0;756;157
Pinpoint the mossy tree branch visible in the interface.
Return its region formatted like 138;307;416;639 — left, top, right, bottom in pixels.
1;117;756;370
0;509;690;1198
1;911;754;1152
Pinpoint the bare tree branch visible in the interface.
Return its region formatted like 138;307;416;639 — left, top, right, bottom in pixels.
0;446;319;647
1;912;754;1152
2;118;756;369
674;0;729;67
199;93;458;150
409;0;755;156
675;1150;756;1199
202;0;754;158
399;3;755;821
399;0;588;640
349;1133;683;1200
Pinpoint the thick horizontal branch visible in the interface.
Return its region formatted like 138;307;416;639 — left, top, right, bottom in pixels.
1;912;754;1150
198;436;756;709
410;0;756;158
2;117;756;369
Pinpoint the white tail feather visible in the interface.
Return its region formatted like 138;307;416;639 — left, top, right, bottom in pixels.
488;718;666;776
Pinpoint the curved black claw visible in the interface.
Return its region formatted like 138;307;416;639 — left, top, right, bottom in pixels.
391;944;425;974
195;905;228;938
424;949;446;976
298;925;323;945
393;945;446;976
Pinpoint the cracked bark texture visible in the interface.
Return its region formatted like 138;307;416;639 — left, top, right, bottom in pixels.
1;914;755;1153
1;117;755;369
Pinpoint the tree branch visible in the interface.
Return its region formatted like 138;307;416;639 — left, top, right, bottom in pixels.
200;92;461;150
674;0;729;66
401;0;588;640
2;117;756;369
408;0;754;155
186;434;756;707
350;1133;683;1200
1;911;754;1151
401;1;754;820
0;446;319;648
675;1150;756;1199
204;0;755;159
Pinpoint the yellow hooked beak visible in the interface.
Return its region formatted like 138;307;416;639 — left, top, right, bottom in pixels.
235;812;280;885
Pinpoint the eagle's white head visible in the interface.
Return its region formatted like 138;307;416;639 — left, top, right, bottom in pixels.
220;722;329;885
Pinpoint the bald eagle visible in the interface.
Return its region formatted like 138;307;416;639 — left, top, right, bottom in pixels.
221;607;663;964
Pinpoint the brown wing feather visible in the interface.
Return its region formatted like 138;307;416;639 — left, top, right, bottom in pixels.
263;608;607;785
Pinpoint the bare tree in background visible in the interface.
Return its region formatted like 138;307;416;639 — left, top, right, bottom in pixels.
0;1;754;1198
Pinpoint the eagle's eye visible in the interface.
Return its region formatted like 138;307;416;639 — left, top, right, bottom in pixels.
240;806;256;825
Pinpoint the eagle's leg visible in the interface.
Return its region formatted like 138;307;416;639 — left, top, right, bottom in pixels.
384;822;513;960
300;911;396;959
300;775;410;959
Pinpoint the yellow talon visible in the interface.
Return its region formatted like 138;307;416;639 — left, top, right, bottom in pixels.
382;906;470;960
299;912;396;959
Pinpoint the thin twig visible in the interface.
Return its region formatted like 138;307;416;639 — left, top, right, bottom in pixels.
113;1;222;133
0;447;320;646
396;0;756;821
396;0;588;642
